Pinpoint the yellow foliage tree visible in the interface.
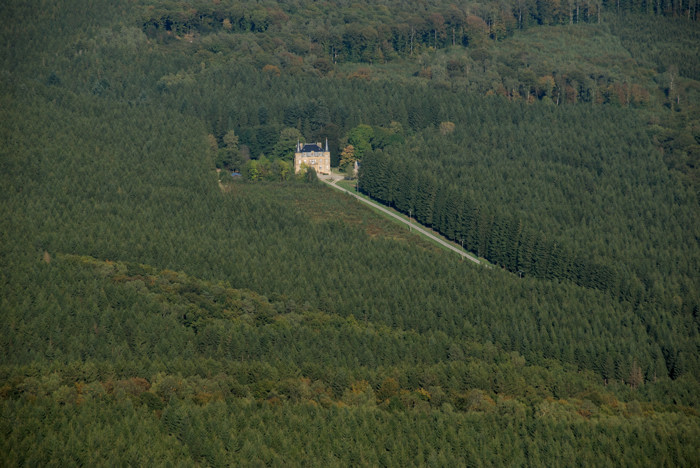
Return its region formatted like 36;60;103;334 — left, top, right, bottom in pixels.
262;64;281;77
341;380;376;408
439;121;455;135
339;145;356;169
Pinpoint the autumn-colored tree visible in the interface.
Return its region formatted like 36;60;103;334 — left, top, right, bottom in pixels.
629;360;643;389
376;377;400;402
341;380;376;407
537;75;555;99
465;15;489;47
348;66;371;80
439;121;455;135
262;64;281;77
340;144;356;169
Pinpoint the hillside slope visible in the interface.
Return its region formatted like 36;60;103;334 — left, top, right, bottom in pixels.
2;255;698;466
1;0;698;464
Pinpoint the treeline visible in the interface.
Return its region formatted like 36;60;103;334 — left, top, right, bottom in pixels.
5;387;698;466
141;0;697;64
359;150;616;292
6;0;695;165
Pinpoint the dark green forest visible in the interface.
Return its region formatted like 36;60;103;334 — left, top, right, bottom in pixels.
1;0;699;465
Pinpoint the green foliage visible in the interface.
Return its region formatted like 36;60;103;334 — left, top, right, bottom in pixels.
1;0;698;464
273;128;303;160
243;156;293;181
358;102;699;363
346;124;374;160
2;255;699;465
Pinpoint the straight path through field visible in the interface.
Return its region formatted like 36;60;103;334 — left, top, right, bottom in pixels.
321;176;481;265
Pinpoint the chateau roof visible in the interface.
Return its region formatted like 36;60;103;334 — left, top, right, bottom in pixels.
299;143;323;153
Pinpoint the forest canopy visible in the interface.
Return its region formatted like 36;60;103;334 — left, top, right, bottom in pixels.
1;0;698;465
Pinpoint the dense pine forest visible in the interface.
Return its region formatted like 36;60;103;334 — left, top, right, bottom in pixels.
1;0;699;465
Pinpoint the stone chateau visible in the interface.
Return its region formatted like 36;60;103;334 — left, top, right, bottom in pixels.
294;139;331;175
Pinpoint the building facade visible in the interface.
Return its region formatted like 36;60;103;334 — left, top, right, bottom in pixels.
294;140;331;175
